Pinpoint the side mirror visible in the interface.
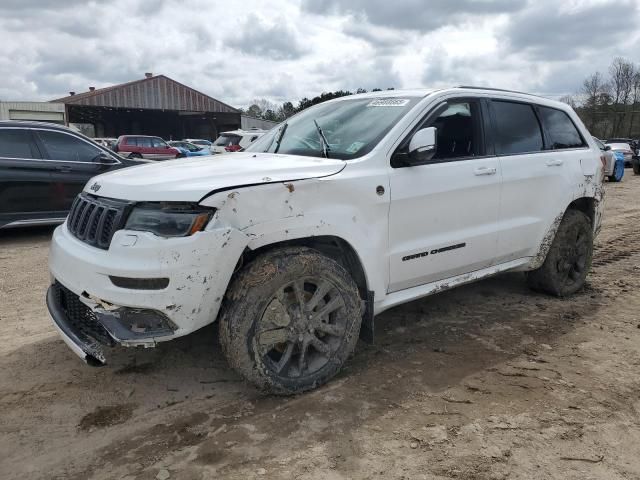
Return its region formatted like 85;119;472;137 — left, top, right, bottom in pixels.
93;152;118;164
604;145;612;151
408;127;437;163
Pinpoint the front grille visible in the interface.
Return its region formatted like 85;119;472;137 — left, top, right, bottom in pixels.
52;282;115;347
67;193;130;249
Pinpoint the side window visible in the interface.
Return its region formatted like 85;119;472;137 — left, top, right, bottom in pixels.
492;101;543;155
36;130;103;163
0;129;40;159
125;137;137;146
138;137;152;148
152;137;167;148
538;107;585;149
429;102;482;160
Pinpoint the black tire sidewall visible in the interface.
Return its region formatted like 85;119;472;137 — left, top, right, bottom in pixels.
527;209;593;297
219;247;362;395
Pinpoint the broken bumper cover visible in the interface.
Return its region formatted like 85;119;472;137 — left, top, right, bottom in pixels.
46;285;108;366
48;222;248;351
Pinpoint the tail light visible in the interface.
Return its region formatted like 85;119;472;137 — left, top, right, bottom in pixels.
225;144;242;152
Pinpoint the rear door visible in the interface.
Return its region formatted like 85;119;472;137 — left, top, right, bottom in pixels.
136;137;153;159
490;100;582;264
387;98;502;292
35;129;122;212
0;127;56;226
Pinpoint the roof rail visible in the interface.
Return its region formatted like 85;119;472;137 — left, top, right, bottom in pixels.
457;85;545;98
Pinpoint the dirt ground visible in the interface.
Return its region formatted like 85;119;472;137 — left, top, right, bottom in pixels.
1;174;640;480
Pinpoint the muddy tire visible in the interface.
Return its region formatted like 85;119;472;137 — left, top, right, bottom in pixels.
526;209;593;297
218;247;362;395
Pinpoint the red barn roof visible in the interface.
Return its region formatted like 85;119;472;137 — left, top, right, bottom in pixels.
51;74;238;113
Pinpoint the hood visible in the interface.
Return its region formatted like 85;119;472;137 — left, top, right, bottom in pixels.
84;152;346;202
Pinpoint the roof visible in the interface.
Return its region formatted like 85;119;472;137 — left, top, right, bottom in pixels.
0;120;73;131
331;87;570;110
51;75;239;114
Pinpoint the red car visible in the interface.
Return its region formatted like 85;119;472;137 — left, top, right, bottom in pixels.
114;135;181;160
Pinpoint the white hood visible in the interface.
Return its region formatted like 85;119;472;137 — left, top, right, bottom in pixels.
84;153;346;202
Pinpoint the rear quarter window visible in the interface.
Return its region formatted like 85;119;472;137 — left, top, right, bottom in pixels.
538;107;586;149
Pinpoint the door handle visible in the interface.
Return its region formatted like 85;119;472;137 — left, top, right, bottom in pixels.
474;166;497;176
545;159;564;167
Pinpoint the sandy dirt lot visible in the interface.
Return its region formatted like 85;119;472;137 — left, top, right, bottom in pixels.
1;175;640;480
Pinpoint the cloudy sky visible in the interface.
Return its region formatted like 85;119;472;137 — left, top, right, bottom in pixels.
1;0;639;108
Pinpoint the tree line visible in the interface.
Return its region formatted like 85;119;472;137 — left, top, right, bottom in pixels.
241;59;640;141
239;88;395;123
564;57;640;140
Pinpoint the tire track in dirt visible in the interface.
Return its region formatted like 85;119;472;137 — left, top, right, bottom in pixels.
592;221;640;268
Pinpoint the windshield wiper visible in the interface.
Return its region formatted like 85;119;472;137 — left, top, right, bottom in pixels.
313;119;331;158
272;122;288;154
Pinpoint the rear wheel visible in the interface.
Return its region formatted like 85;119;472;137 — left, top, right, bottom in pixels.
128;153;142;159
527;209;593;297
219;247;362;395
633;158;640;175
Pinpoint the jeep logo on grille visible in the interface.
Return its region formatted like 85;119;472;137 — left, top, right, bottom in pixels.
90;182;101;192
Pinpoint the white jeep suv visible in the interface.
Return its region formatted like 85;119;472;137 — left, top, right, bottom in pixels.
47;87;604;394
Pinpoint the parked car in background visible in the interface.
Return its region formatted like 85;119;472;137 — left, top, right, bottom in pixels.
212;129;266;154
93;138;117;150
0;121;137;229
605;138;637;149
168;141;211;157
604;140;634;167
594;137;624;182
184;139;214;153
47;88;603;394
113;135;180;160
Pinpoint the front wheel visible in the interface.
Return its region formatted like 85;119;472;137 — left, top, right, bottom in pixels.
527;209;593;297
219;247;362;395
128;153;142;159
633;158;640;175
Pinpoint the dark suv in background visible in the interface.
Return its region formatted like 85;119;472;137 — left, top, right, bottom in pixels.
0;121;136;229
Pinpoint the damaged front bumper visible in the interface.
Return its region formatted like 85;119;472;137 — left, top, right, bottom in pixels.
46;283;109;366
46;281;180;365
47;220;248;364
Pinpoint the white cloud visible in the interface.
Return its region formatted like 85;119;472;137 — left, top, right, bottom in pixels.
1;0;640;107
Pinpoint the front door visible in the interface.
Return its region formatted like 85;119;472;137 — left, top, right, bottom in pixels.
388;99;501;293
152;137;176;160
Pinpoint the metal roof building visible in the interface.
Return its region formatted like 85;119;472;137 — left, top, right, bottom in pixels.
51;73;241;140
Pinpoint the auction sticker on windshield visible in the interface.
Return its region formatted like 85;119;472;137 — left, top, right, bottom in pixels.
346;141;366;154
367;99;410;107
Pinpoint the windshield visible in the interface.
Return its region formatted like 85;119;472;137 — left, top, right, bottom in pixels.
246;96;421;159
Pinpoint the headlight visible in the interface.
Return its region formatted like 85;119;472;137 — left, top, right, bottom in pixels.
125;203;213;237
